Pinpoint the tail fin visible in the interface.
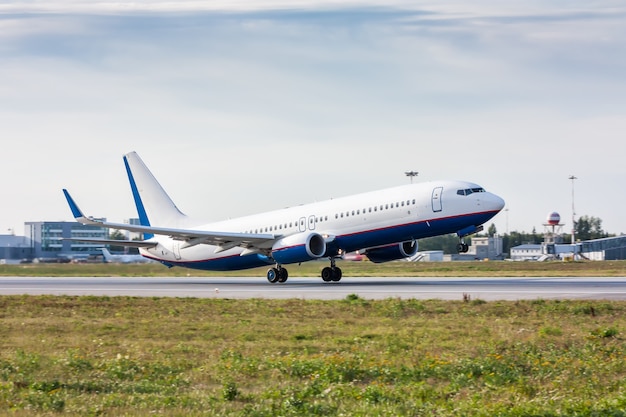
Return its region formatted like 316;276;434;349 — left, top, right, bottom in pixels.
100;248;113;262
123;152;189;235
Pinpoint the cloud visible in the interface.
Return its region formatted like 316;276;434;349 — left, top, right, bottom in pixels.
1;2;626;234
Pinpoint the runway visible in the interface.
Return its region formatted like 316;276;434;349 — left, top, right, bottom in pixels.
1;276;626;300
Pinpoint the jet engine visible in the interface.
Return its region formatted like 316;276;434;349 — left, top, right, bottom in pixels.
271;232;327;264
364;240;418;263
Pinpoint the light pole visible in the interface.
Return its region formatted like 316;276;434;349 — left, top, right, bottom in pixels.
568;175;577;256
505;208;509;235
405;171;419;183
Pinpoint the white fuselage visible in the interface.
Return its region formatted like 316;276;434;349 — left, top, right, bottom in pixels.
139;180;504;270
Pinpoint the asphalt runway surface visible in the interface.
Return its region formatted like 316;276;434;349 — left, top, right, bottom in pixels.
1;276;626;300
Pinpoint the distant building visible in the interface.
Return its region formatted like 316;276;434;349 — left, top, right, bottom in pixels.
580;235;626;261
124;218;143;240
510;244;542;261
0;234;33;263
451;235;504;261
25;221;109;261
414;250;444;262
510;235;626;261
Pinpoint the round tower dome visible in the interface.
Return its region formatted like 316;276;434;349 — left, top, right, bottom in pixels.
547;211;561;225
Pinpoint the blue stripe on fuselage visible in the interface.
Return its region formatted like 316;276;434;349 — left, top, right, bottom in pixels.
332;210;499;254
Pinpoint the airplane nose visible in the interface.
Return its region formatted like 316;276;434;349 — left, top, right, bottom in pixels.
490;193;505;212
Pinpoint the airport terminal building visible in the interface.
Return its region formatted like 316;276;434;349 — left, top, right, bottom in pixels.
24;221;109;261
510;235;626;261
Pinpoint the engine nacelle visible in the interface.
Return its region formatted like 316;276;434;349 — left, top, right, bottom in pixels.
365;240;418;263
271;232;327;264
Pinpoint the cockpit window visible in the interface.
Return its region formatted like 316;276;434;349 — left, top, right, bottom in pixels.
457;187;485;196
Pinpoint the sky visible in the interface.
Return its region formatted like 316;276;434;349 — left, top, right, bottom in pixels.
1;1;625;238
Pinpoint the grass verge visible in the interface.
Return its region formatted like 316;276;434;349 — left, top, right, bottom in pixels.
2;259;626;277
1;295;626;416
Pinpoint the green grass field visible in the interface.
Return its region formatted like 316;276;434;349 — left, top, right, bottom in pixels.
1;261;626;416
2;259;626;277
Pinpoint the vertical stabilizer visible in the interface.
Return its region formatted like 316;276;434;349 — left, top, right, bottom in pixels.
101;248;113;262
123;152;189;234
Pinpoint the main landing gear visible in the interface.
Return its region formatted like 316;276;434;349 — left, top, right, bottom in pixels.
321;257;342;282
266;258;343;284
267;265;289;283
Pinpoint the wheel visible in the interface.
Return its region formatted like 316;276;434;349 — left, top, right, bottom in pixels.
331;267;342;282
267;267;280;283
321;267;333;282
457;243;469;253
278;268;289;283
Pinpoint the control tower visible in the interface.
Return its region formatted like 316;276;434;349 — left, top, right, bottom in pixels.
542;212;564;256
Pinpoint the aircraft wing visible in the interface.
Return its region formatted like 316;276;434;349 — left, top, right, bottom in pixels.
62;189;277;251
63;238;158;248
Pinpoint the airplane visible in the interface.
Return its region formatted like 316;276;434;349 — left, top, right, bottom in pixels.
62;151;505;284
100;247;153;264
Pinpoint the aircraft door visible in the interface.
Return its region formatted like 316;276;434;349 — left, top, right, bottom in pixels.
299;217;306;232
308;215;316;231
432;187;443;212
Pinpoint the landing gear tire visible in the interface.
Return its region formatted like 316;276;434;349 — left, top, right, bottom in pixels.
331;267;342;282
321;267;333;282
321;267;342;282
267;268;280;283
268;266;288;284
278;268;289;283
457;243;469;253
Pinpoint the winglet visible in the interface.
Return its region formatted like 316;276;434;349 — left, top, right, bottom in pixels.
62;189;100;225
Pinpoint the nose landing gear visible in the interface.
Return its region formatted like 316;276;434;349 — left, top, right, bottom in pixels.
456;225;483;253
